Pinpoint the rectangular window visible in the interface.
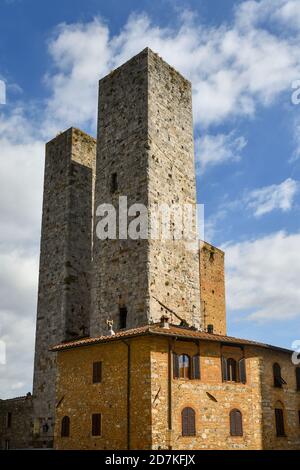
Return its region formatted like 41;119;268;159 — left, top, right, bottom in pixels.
111;173;118;193
92;413;101;436
93;361;102;384
173;353;179;379
192;355;201;380
6;412;12;429
119;307;127;329
296;367;300;391
275;408;285;437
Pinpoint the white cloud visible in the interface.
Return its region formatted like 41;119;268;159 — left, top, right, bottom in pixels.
0;250;38;398
43;0;300;133
0;108;42;397
224;231;300;321
196;132;247;172
245;178;299;216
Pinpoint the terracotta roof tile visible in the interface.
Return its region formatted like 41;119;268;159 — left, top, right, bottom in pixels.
50;323;292;355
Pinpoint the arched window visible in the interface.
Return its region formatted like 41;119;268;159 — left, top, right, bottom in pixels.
182;407;196;436
179;354;190;379
296;367;300;391
274;401;285;437
230;409;243;436
227;358;237;382
273;363;284;388
61;416;70;437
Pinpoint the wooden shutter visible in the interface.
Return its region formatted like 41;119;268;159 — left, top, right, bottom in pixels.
92;413;101;436
221;357;228;382
182;407;196;436
239;358;247;384
173;353;179;379
230;409;243;436
273;363;282;388
275;408;285;437
192;355;201;380
296;367;300;391
93;361;102;383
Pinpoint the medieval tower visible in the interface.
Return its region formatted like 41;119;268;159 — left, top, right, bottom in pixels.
32;128;96;445
91;48;201;335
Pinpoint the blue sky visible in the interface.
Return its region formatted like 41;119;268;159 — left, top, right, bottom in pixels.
0;0;300;397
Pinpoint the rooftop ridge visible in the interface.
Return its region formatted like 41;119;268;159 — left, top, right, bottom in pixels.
50;322;292;355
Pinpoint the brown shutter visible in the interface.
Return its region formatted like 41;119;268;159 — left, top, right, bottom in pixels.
275;409;285;437
239;358;246;384
173;353;179;379
93;361;102;383
273;363;282;388
221;357;228;381
230;409;243;436
92;414;101;436
182;407;196;436
192;355;201;380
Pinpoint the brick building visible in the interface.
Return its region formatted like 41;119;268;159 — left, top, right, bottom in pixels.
1;48;300;450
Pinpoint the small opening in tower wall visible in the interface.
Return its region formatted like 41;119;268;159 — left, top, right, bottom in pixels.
111;172;118;193
119;306;127;329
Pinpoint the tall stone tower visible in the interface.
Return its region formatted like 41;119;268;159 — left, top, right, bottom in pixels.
32;128;96;446
91;48;201;335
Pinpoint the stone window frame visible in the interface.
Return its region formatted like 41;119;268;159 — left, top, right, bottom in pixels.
173;352;201;381
221;356;247;384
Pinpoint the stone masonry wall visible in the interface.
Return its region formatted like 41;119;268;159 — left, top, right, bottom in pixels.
199;241;226;335
147;50;201;329
91;48;201;335
0;395;33;449
91;49;150;335
260;348;300;449
32;127;96;446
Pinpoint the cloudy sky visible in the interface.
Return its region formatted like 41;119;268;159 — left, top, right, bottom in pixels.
0;0;300;398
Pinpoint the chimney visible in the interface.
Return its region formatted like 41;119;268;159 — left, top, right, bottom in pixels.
160;315;170;329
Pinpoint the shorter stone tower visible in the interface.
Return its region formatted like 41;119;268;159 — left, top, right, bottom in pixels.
32;128;96;446
199;241;226;335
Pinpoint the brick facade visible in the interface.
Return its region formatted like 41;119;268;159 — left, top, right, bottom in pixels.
53;329;300;450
